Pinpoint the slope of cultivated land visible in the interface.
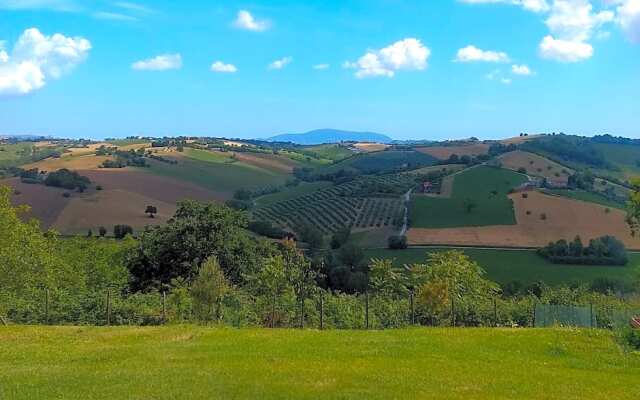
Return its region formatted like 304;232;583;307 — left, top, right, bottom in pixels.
322;150;438;174
255;181;333;206
2;178;71;228
24;154;113;171
2;326;639;400
52;189;175;234
593;143;640;181
303;143;354;160
415;143;490;160
499;150;572;186
410;166;528;228
352;142;390;153
408;164;465;176
144;150;290;196
365;248;640;286
233;151;300;173
253;175;414;234
408;191;640;249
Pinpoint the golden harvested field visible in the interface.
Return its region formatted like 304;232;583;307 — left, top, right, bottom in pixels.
52;189;175;233
499;151;572;186
416;143;490;160
499;134;543;145
24;155;113;171
233;152;299;173
352;143;390;152
408;191;640;249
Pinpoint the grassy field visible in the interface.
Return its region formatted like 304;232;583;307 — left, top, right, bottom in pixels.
144;150;289;195
303;144;353;161
1;326;638;399
543;189;625;210
365;248;640;286
255;181;333;206
410;166;528;228
593;143;640;180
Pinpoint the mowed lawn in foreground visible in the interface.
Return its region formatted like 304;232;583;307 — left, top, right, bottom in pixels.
1;326;639;399
365;248;640;286
410;166;528;228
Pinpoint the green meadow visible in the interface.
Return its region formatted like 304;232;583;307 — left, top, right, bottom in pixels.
365;247;640;286
410;166;528;228
1;326;638;400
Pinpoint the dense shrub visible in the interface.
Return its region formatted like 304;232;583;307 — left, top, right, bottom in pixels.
388;235;408;250
45;169;90;191
538;235;628;265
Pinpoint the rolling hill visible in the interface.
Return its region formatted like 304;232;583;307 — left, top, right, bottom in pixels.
268;129;393;145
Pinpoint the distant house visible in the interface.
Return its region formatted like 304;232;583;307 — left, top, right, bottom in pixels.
421;181;440;194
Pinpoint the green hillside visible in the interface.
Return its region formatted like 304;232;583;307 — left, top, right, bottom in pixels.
1;326;637;400
410;166;528;228
365;248;640;286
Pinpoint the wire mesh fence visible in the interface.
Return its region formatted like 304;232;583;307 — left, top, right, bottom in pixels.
2;289;640;330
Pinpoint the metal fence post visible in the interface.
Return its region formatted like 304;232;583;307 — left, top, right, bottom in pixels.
532;303;536;328
162;291;166;324
493;297;498;327
319;293;324;330
365;292;369;330
410;291;415;325
590;303;594;328
106;290;111;326
450;296;455;327
45;288;49;325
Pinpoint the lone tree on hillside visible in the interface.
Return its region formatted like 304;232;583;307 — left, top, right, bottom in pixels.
145;205;158;218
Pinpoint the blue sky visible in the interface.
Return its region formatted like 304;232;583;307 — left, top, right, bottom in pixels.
0;0;638;140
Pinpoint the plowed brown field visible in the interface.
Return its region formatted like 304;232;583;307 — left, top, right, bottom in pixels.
499;151;572;186
416;144;490;160
407;191;640;249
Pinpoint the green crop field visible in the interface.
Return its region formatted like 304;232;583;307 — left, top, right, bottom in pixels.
593;143;640;180
323;150;438;174
303;144;354;161
1;326;638;399
410;166;528;228
255;181;333;206
542;189;626;210
365;248;640;286
143;150;289;196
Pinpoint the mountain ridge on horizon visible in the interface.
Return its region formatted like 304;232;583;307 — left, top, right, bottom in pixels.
267;129;393;145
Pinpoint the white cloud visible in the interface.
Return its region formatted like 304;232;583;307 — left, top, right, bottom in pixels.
210;61;237;73
268;56;292;70
313;63;330;70
539;35;593;61
0;27;90;96
114;2;155;14
233;10;270;32
455;45;511;62
536;0;614;62
345;38;430;79
132;54;182;71
501;77;513;84
511;64;533;75
615;0;640;42
93;11;138;21
459;0;550;13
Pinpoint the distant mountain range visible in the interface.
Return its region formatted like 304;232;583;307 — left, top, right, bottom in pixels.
267;129;393;145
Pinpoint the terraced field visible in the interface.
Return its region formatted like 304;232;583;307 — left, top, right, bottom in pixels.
253;174;415;234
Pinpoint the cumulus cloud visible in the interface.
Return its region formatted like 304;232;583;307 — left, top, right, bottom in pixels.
511;64;533;75
268;56;292;70
455;45;511;62
345;38;430;79
0;27;91;96
210;61;237;73
459;0;550;13
132;54;182;71
615;0;640;42
538;0;614;62
233;10;270;32
539;35;594;61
